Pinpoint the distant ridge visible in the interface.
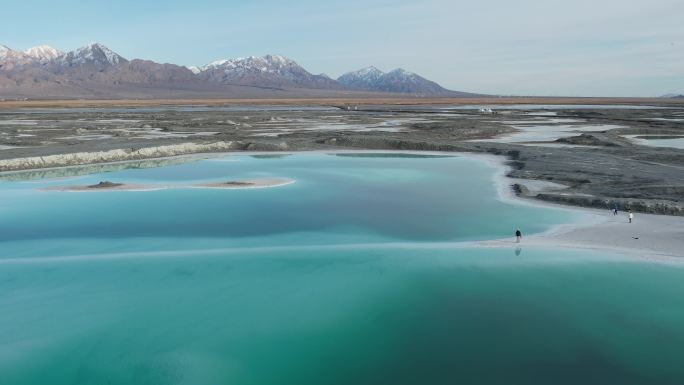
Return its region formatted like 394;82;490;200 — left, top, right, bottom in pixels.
338;66;469;96
195;54;339;90
0;42;480;99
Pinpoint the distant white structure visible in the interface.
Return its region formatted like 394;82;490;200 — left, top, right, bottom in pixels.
479;107;495;114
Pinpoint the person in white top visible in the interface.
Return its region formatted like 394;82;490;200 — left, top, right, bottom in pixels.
628;210;634;223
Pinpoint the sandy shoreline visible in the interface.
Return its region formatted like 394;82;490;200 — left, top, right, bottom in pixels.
475;152;684;259
510;212;684;259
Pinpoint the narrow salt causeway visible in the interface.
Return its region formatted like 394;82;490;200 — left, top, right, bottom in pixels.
42;178;295;192
193;178;295;189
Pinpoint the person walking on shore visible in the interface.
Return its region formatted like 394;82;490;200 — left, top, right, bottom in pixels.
515;229;522;243
613;203;619;216
628;210;634;223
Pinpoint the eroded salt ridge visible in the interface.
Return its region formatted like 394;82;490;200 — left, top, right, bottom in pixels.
0;142;239;171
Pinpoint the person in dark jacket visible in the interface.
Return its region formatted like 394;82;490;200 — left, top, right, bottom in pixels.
515;229;522;243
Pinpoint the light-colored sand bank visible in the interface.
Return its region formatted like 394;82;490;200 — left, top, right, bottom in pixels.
42;178;295;192
479;153;684;259
530;211;684;258
481;209;684;259
194;178;295;189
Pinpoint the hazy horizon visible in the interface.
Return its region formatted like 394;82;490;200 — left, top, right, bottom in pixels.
2;0;683;97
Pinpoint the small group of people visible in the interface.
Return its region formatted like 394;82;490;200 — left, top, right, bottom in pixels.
612;203;634;223
514;204;637;243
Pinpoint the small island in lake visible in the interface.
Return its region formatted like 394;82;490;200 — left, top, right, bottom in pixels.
41;178;295;192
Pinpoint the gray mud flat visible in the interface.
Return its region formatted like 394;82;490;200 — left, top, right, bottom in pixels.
1;104;682;215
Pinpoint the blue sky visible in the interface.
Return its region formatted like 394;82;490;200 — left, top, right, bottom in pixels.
2;0;682;96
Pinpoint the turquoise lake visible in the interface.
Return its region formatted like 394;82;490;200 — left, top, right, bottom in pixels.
1;153;683;384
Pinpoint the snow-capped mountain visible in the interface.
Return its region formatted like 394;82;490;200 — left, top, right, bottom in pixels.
338;67;451;95
1;42;473;98
53;43;127;70
24;45;63;62
195;54;339;89
337;66;385;89
0;45;35;70
187;66;201;75
0;43;200;98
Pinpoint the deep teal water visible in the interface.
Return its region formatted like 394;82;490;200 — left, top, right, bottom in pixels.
1;153;683;385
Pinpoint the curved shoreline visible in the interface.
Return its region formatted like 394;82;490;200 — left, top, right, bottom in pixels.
472;152;684;259
8;149;684;259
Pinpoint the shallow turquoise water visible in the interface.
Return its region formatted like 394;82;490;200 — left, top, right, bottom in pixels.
640;137;684;149
1;153;683;385
0;153;572;258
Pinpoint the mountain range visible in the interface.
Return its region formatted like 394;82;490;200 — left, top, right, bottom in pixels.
338;66;450;94
0;43;476;99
